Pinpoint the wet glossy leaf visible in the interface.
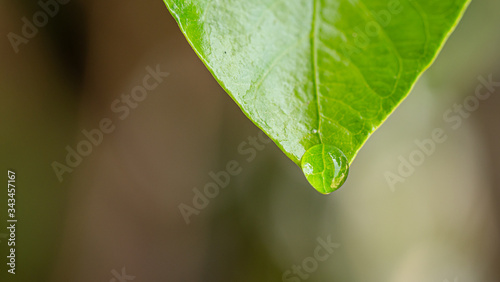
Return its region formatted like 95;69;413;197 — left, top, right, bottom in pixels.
163;0;470;193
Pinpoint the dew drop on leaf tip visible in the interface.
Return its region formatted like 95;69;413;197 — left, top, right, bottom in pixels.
300;144;349;195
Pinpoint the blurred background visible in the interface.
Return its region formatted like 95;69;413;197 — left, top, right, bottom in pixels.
1;0;499;281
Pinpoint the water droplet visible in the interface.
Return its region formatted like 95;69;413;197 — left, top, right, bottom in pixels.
300;144;349;194
312;129;318;134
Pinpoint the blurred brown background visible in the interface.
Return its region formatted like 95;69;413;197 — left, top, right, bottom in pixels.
0;0;499;281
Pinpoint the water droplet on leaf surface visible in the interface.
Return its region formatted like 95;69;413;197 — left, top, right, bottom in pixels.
301;144;349;194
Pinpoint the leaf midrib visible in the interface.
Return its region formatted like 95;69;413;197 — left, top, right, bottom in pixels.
312;0;322;146
311;0;328;194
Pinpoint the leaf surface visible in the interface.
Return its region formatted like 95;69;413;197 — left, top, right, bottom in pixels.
163;0;470;193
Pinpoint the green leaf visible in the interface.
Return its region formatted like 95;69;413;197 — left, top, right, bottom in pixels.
163;0;470;194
